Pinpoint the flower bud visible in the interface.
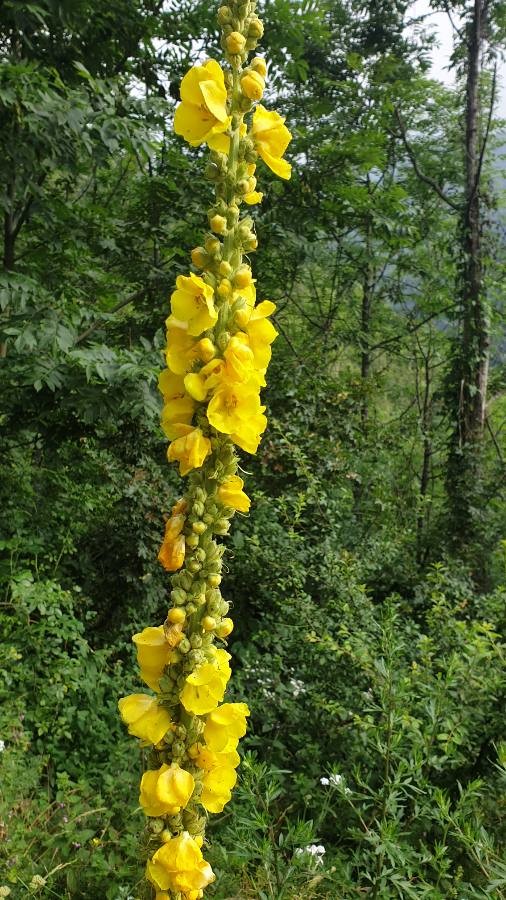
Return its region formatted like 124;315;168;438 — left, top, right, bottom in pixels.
205;161;222;182
195;547;207;563
205;235;221;255
235;307;250;328
233;265;253;289
226;31;246;54
170;588;187;606
188;560;202;574
237;178;252;195
238;219;254;240
219;260;232;277
210;214;227;235
196;338;215;363
167;607;186;624
217;617;234;638
179;572;193;591
186;533;199;549
178;638;191;655
217;5;232;24
248;17;264;38
217;331;231;352
251;56;267;77
202;616;217;632
217;278;232;298
241;69;265;101
208;574;222;588
214;518;231;535
161;829;173;843
192;521;206;535
150;818;165;834
191;246;208;268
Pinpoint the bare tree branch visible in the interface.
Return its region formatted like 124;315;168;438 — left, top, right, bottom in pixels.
75;286;148;344
394;107;461;212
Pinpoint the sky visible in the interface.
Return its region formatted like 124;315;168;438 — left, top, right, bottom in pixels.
410;0;506;120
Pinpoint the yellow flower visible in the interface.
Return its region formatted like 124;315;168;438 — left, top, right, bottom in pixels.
239;300;278;370
192;743;241;772
234;281;256;308
241;69;265;101
171;274;218;337
140;763;195;817
174;60;230;148
161;398;195;441
133;625;172;692
217;475;251;512
167;426;212;476
118;694;172;745
158;368;196;440
180;648;231;715
244;190;263;205
251;105;292;179
158;533;185;571
147;831;215;895
207;380;267;454
184;357;224;403
166;318;199;375
201;765;238;813
204;703;250;752
223;334;258;384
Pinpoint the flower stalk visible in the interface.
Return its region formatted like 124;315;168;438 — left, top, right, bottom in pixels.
118;2;291;896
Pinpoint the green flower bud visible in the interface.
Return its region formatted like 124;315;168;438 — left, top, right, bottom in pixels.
214;518;231;534
248;17;264;38
171;740;185;758
186;533;199;549
170;588;187;606
217;5;232;24
205;162;222;182
192;521;207;535
188;649;205;667
149;818;165;834
179;573;193;591
188;559;202;574
204;235;221;256
217;331;231;351
179;637;191;654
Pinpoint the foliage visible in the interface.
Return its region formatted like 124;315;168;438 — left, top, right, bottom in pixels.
0;0;505;897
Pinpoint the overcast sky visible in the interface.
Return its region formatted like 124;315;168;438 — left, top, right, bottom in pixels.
410;0;506;119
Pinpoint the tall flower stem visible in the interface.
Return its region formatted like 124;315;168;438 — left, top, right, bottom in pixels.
118;3;292;897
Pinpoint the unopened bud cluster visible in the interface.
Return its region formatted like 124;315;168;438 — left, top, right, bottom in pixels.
118;1;291;897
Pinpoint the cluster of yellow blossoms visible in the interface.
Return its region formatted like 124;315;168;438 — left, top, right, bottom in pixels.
118;1;291;896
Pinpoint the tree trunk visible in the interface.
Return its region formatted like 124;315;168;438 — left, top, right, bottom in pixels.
446;0;490;559
360;210;374;428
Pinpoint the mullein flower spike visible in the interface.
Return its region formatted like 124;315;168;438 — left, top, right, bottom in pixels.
118;2;292;895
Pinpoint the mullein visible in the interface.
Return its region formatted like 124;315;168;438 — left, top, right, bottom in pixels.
119;2;291;896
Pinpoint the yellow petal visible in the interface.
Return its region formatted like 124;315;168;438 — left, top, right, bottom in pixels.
199;78;228;123
259;147;292;179
207;131;230;153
